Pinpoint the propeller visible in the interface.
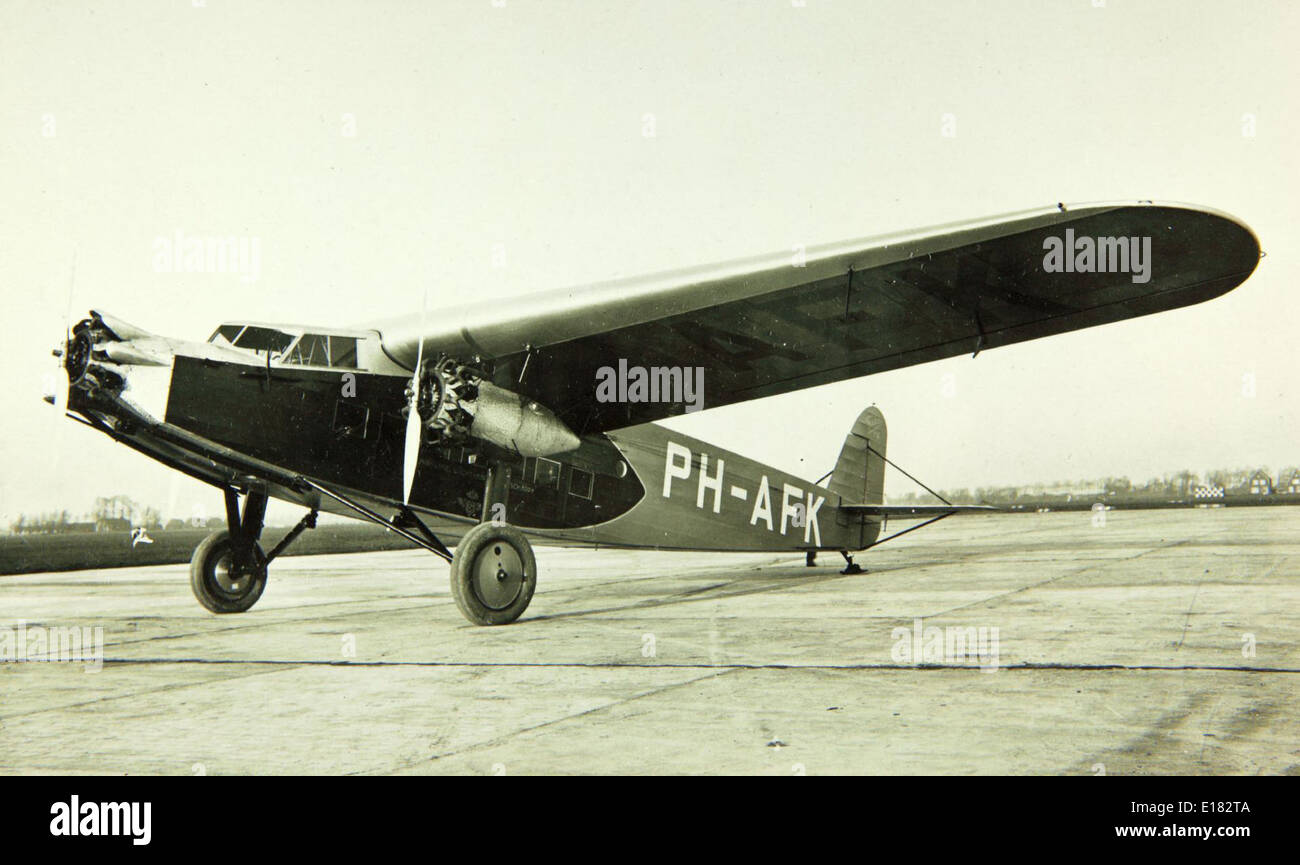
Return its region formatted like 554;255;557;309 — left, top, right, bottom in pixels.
401;291;429;504
44;254;77;412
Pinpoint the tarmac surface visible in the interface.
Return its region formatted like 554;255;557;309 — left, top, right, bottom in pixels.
2;506;1298;775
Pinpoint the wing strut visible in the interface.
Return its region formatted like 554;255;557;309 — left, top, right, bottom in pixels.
864;511;955;550
298;477;453;563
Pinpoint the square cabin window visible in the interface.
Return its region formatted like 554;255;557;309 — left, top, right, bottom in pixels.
569;468;594;500
332;401;369;439
287;334;329;366
534;458;561;490
234;326;294;355
329;336;358;369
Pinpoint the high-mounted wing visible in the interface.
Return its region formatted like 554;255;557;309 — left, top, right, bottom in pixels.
373;201;1259;435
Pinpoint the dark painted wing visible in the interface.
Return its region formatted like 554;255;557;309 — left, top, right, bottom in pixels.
374;202;1259;434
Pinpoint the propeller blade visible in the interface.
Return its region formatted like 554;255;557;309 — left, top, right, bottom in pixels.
401;364;422;504
401;292;429;504
45;254;76;411
44;347;70;409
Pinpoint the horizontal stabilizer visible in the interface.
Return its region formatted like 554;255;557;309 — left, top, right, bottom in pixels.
839;504;997;516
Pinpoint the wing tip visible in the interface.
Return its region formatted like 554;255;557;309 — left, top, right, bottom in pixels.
1062;198;1261;255
1061;199;1262;301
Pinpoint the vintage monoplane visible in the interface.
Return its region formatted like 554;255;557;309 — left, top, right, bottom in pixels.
47;201;1260;624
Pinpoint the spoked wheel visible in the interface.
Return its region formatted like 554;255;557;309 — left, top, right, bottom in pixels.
190;529;268;614
449;522;537;625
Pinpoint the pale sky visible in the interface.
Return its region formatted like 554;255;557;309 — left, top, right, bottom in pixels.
2;0;1297;524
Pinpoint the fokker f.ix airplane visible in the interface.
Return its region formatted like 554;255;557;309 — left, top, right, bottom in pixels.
47;201;1260;624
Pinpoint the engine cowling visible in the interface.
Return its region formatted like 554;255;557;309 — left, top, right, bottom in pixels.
404;358;580;457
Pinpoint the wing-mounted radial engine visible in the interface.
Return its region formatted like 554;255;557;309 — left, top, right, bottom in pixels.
402;355;580;457
403;357;478;441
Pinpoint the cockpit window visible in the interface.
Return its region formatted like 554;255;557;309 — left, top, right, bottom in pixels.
208;325;245;347
283;334;358;369
331;337;358;368
233;326;295;355
285;333;329;366
209;324;358;367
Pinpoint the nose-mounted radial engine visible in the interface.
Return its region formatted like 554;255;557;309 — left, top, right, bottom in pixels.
48;311;178;429
401;356;580;458
59;316;126;400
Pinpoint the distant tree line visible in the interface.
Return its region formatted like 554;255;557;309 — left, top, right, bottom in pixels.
9;496;165;535
889;466;1297;506
10;511;78;535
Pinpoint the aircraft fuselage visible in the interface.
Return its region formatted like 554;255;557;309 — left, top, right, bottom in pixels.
63;321;879;554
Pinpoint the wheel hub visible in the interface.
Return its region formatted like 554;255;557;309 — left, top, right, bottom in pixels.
212;548;259;598
471;542;525;610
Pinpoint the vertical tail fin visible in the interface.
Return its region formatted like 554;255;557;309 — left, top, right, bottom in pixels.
827;406;887;506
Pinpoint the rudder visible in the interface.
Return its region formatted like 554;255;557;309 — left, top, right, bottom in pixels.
827;406;886;506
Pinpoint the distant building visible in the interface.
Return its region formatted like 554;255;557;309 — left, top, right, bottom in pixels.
95;516;132;533
1280;469;1300;495
1249;470;1273;496
1193;485;1225;499
1020;482;1106;499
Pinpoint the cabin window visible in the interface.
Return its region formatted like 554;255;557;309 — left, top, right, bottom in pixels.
209;325;245;347
569;468;593;500
283;334;359;369
286;334;325;366
333;401;369;439
331;336;358;368
534;457;562;490
232;326;294;355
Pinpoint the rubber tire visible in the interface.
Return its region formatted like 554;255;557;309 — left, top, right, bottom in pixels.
449;522;537;626
190;529;268;614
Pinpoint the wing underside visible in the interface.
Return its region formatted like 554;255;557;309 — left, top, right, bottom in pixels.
373;202;1259;435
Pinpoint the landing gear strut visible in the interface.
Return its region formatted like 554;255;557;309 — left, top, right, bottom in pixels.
840;551;864;575
298;470;538;626
189;487;316;614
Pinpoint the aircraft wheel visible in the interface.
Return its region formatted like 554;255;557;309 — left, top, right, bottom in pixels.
449;522;537;625
190;529;268;614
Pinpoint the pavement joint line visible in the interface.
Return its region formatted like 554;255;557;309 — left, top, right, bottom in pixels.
82;565;872;649
520;565;944;623
363;667;734;775
932;538;1191;619
18;559;820;650
78;597;450;651
11;658;1296;673
1176;576;1207;651
0;663;305;722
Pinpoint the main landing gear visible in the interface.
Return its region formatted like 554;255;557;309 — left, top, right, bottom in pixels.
446;463;537;625
299;469;539;626
448;522;537;626
198;468;540;625
190;487;317;614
